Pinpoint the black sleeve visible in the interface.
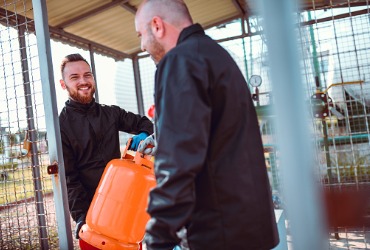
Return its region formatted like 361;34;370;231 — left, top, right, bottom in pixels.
113;105;154;135
145;54;210;249
61;131;90;222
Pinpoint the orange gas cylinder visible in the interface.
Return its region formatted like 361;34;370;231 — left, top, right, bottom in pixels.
79;139;156;250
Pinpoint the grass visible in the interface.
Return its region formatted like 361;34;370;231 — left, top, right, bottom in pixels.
0;164;53;205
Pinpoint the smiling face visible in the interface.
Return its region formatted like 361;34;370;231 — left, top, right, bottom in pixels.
60;60;96;104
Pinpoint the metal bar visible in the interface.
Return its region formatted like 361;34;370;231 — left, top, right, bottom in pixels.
17;23;49;250
31;0;74;249
241;35;249;86
307;11;321;88
245;15;251;34
216;30;263;43
322;120;334;184
303;1;369;10
132;56;145;116
89;45;99;103
301;8;369;26
240;18;250;87
269;151;279;192
324;81;364;93
257;0;328;249
136;53;151;59
318;133;369;145
263;133;370;149
232;0;246;17
119;2;137;14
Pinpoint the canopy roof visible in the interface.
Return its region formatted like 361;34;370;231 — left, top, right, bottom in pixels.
1;0;367;60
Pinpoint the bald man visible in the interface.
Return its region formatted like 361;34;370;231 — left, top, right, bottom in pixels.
135;1;279;249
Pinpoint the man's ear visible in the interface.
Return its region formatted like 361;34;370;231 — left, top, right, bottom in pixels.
60;79;67;90
151;16;164;38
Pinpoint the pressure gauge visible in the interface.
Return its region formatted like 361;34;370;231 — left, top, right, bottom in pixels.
249;75;262;87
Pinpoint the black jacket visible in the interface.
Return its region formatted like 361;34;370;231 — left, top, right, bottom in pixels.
145;24;279;250
59;99;153;222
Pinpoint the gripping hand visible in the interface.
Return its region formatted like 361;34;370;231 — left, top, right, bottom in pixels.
130;132;149;151
137;134;157;156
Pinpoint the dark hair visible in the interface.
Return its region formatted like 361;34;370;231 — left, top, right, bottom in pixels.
60;53;90;79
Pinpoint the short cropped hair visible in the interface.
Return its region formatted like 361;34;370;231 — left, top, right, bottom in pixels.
138;0;192;28
60;53;90;79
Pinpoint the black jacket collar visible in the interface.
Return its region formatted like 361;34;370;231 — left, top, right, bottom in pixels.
66;98;96;113
177;23;204;45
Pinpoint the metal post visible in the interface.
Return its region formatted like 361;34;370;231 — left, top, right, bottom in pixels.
132;56;145;116
241;19;250;84
89;44;99;103
257;0;328;249
308;11;321;86
307;12;333;183
269;151;279;192
31;0;74;249
17;24;49;250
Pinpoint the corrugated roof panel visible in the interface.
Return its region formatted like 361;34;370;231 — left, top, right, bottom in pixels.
130;0;142;7
1;0;33;17
47;0;112;26
64;6;139;55
187;0;240;27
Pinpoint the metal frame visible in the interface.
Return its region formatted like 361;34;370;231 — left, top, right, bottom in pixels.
132;55;145;116
32;0;74;249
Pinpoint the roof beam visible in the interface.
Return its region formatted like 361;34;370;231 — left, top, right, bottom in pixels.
49;27;130;60
119;2;137;15
242;0;254;18
232;0;246;17
301;8;369;26
301;0;369;10
56;0;129;28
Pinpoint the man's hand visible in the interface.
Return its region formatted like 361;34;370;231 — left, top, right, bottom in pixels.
75;216;86;239
137;134;157;155
130;132;149;151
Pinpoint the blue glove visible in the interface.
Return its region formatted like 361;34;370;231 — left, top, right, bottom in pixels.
137;133;157;156
130;132;149;151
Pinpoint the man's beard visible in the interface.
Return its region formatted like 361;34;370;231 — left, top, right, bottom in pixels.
67;84;95;104
147;27;165;64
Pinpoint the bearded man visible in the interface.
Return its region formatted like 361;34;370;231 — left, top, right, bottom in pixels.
58;53;153;239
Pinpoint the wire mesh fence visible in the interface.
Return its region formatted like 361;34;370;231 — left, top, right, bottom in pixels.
0;1;57;248
303;4;370;249
209;2;369;249
0;0;369;249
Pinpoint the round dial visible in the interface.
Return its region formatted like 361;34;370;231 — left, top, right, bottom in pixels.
249;75;262;87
